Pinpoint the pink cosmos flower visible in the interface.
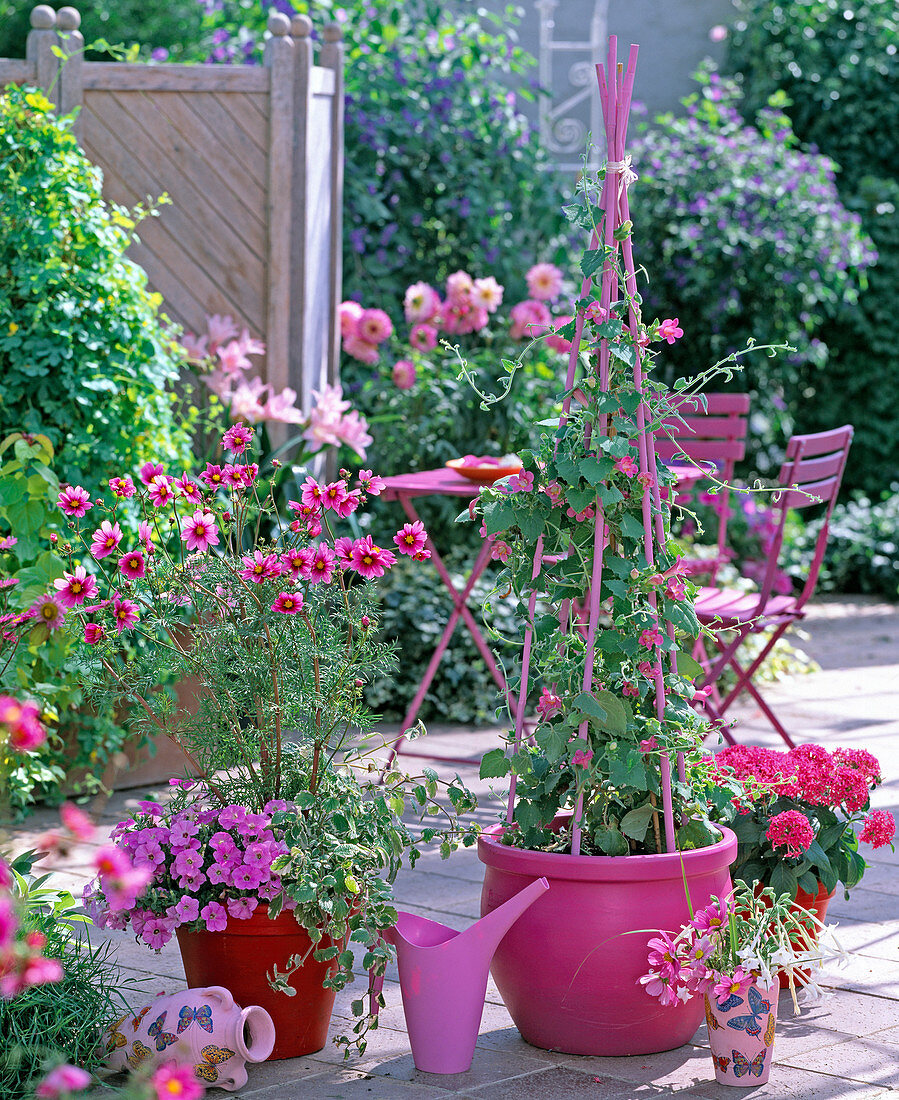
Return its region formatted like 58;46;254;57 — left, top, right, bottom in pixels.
182;511;219;553
200;901;228;932
112;595;139;633
84;623;105;646
29;594;66;631
356;308;393;345
339;299;364;337
0;696;45;751
859;809;896;849
713;967;753;1007
35;1064;92;1098
357;469;386;496
174;474;202;504
409;323;438;352
472;276;504;312
240;551;283;583
765;810;815;857
526;262;563;300
692;897;729;934
350;536;396;579
334;537;355;569
221;463;244;489
147;475;175;508
308;545;337;585
321;480;349;511
614;455;639;478
392;359;416;389
334;489;361;519
301;477;323;508
151;1064;205;1100
658;318;684;344
445;270;474;305
118;550;146;580
393;521;428;557
571;747;593;768
138;521;154;553
639;968;680;1007
281;548;313;581
53;566;98;607
90;520;123;559
139;462;164;486
646;931;681;972
343;333;380;364
199;464;226;490
404;282;441;322
109;475;137;498
57;485;92;517
536;688;562;721
222;421;254;454
639;627;664;649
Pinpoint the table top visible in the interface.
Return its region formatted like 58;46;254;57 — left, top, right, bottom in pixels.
380;463;709;501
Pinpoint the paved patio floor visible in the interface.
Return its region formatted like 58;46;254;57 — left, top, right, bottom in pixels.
7;596;899;1098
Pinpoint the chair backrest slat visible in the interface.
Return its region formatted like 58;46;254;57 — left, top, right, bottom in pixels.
778;477;839;510
778;451;846;487
655;439;746;462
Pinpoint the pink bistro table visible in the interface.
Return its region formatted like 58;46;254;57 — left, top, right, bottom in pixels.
378;463;707;771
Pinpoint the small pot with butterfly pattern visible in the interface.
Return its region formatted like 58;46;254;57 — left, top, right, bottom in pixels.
105;985;275;1091
704;976;779;1086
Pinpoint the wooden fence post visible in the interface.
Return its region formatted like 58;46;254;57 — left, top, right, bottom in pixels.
25;5;59;102
57;6;84;138
320;24;344;388
263;12;296;399
289;13;313;405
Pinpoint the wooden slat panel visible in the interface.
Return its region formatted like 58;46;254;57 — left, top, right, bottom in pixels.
217;92;268;158
0;59;35;83
300;93;334;404
310;67;335;97
82;95;265;332
126;239;206;334
83;61;268;94
185;92;267;183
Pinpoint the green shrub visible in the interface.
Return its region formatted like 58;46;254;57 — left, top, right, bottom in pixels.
0;85;192;499
727;0;898;495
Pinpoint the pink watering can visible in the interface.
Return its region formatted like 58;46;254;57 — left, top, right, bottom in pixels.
383;876;549;1073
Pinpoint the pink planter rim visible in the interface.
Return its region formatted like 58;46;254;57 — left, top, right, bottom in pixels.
478;820;737;883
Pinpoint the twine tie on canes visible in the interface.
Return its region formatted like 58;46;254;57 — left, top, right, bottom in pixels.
607;154;638;197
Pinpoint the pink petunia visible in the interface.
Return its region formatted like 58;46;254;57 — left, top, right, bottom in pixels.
89;520;123;559
57;485;92;517
350;536;396;579
272;592;304;614
227;895;258;920
393;521;428;557
109;475;136;498
83;622;105;646
182;510;219;553
658;318;684;344
112;595;139;633
53;566;98;607
308;544;337;585
200;901;228;932
118;550;146;580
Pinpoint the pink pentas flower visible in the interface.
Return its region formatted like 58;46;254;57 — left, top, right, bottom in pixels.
409;323;438;352
308;545;337;585
658;318;684;344
57;485;92;517
118;550;146;581
53;566;98;607
526;262;563;301
350;536;396;579
109;475;136;498
571;747;593;768
112;595;139;633
240;551;283;583
90;520;123;559
147;475;175;508
392;359;416;389
357;469;386;496
404;282;441;323
614;455;639;478
356;308;393;345
536;688;562;721
393;521;428;557
30;594;66;631
34;1064;92;1098
765;810;815;857
83;622;105;646
860;809;896;849
472;276;504;313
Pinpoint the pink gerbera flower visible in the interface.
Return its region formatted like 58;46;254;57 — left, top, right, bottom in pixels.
147;475;175;508
393;521;428;557
308;544;337;585
271;592;304;615
118;551;146;580
222;422;254;454
109;475;137;498
53;566;98;607
350;536;397;579
57;485;92;517
112;595;139;633
90;520;123;559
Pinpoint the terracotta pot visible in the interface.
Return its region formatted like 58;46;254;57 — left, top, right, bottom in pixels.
705;977;779;1086
778;880;836;989
176;906;339;1060
477;820;737;1056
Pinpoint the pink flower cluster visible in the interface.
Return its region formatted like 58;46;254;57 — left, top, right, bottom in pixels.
83;798;296;950
765;810;815;857
339;300;394;364
0;695;46;751
639;897;739;1008
301;383;372;458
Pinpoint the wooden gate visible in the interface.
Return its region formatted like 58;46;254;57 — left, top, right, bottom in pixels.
0;4;344;405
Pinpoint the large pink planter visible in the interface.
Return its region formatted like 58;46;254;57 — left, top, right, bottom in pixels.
478;822;737;1056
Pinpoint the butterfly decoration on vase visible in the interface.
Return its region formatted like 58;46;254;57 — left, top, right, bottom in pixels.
727;986;774;1037
126;1040;153;1071
131;1005;151;1032
194;1044;236;1084
764;1013;775;1047
712;1054;731;1073
715;988;744;1013
105;1016;127;1054
732;1048;767;1078
178;1004;214;1034
704;997;722;1031
147;1011;178;1052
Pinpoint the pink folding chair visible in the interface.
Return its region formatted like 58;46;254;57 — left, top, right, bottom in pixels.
655;393;751;580
692;424;853;747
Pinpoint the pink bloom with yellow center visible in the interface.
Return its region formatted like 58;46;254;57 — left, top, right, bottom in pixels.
392;359;416;389
713;967;753;1007
403;282;441;323
118;550;146;580
112;595;139;633
222;463;245;489
471;276;504;313
409;323;438;352
90;520;123;559
585;301;609;324
182;510;219;553
301;477;323;508
0;696;45;751
356;308;393;345
174;474;202;504
139;462;164;485
242;463;259;487
507;470;534;493
53;566;98;607
333;489;362;519
614;455;639;478
309;544;337;585
84;622;105;645
151;1063;204;1100
445;270;474;305
109;475;136;498
491;540;512;562
147;475;175;508
29;594;65;631
334;537;355;569
350;536;396;579
526;262;563;301
357;469;386;496
222;421;254;454
57;485;92;517
321;480;349;511
240;550;283;583
393;521;428;557
199;464;226;489
138;521;154;554
658;318;684;344
272;591;304;615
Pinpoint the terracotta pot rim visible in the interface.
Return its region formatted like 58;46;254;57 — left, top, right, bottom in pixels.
478;819;737;883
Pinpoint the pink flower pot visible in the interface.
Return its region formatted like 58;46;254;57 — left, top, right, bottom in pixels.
705;977;779;1086
478;820;737;1055
105;985;275;1091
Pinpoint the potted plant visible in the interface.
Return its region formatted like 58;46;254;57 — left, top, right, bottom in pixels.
639;881;845;1086
39;421;476;1059
467;44;758;1056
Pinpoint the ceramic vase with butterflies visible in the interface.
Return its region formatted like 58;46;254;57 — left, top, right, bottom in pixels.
704;977;779;1087
105;985;276;1091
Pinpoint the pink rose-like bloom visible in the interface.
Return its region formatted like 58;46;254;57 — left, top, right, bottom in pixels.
151;1064;205;1100
445;270;474;305
350;536;396;579
112;595;139;634
343;333;380;364
471;276;504;313
30;594;66;632
572;747;594;768
34;1064;92;1098
57;485;92;517
272;592;304;615
357;469;386;496
201;901;229;933
339;299;364;338
53;566;98;608
60;802;94;841
392;359;416;389
614;455;639;478
0;696;45;751
766;809;815;857
536;688;562;721
118;550;146;581
526;262;563;301
83;622;105;646
404;282;442;323
356;308;393;345
139;462;164;486
394;521;428;557
89;519;123;559
409;323;438;352
859;809;896;849
182;510;219;553
109;475;137;498
308;545;337;585
509;298;552;340
658;317;684;345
